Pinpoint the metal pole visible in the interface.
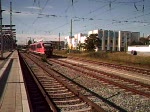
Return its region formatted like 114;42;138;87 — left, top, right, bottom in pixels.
59;33;60;50
125;34;128;52
70;19;72;49
0;0;3;58
70;19;72;38
10;2;13;51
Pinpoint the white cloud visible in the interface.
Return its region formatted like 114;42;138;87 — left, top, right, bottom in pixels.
26;6;42;10
46;6;53;9
16;33;65;45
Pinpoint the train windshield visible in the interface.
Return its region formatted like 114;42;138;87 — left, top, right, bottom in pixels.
43;43;52;48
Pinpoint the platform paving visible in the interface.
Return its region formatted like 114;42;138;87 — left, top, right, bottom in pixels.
0;51;30;112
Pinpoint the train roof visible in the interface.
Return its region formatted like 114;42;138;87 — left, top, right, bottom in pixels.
43;41;52;44
30;41;52;45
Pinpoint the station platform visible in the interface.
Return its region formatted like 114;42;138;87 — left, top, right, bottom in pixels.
0;50;30;112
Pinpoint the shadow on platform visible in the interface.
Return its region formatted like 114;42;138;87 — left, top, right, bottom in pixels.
0;59;13;101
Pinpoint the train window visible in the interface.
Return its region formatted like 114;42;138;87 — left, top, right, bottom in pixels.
31;45;36;50
37;43;42;48
31;45;33;50
32;45;34;50
33;45;35;50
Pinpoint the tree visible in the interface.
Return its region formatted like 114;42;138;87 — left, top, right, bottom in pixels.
129;37;149;45
65;42;68;49
77;41;85;51
28;40;32;45
129;40;139;45
139;37;149;45
84;34;101;51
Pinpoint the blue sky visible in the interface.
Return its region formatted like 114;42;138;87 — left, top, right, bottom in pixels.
2;0;150;44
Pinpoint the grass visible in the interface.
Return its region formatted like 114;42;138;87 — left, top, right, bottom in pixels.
41;55;47;62
54;50;150;69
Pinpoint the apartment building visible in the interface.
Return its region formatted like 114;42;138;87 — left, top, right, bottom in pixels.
65;33;87;49
88;29;119;51
88;29;140;51
65;29;140;51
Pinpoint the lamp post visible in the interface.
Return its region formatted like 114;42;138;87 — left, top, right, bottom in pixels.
0;0;3;58
10;2;13;51
59;33;61;50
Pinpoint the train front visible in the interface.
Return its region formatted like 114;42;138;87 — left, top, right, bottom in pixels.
43;42;53;57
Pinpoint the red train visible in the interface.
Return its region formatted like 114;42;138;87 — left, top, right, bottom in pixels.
29;41;53;57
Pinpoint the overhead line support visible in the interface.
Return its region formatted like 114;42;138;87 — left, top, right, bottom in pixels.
0;0;3;58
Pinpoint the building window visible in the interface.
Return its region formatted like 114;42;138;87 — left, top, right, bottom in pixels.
110;40;113;43
116;40;118;44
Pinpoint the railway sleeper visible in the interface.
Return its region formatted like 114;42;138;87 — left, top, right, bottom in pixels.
145;90;150;93
39;77;57;80
57;102;88;108
48;91;72;96
37;76;47;78
54;99;84;105
45;86;66;90
42;82;61;86
40;81;59;84
47;88;69;93
44;86;65;90
53;96;80;100
40;79;58;83
50;94;75;98
54;98;80;103
60;107;92;112
126;83;136;86
137;88;150;91
59;104;92;112
42;84;63;87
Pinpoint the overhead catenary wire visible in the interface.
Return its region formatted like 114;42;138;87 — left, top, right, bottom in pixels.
3;0;149;39
32;0;49;24
22;1;147;31
75;1;148;30
71;0;149;36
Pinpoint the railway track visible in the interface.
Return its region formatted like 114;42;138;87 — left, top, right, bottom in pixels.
20;53;150;111
49;58;150;98
19;52;56;112
68;56;150;76
19;52;109;112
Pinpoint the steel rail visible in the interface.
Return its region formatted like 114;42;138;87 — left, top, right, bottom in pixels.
20;53;58;112
25;53;106;112
50;59;150;98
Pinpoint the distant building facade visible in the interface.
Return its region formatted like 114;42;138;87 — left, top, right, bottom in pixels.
65;29;140;52
51;41;64;49
65;33;87;50
88;29;140;51
128;45;150;56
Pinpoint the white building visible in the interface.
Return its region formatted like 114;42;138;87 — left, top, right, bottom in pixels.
88;29;140;51
65;33;87;49
65;29;140;51
128;45;150;56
